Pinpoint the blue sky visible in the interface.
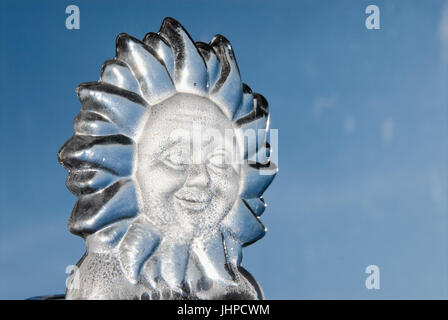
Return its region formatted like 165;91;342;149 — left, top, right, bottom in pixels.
0;0;447;299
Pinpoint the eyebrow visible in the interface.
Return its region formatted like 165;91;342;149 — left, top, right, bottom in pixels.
140;137;182;159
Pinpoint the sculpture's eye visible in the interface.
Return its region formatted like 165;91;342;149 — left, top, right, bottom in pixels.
208;150;231;170
162;148;189;170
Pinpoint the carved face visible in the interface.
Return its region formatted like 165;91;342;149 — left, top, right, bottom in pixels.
136;94;241;238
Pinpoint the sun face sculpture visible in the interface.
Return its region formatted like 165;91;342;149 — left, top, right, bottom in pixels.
58;17;277;300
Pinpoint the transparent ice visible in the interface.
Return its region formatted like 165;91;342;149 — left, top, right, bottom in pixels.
58;17;277;300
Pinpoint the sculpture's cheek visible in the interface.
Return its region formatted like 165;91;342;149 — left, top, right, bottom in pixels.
137;161;186;197
210;167;240;201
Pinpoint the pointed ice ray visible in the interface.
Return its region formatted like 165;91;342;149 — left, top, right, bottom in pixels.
232;84;254;121
119;217;161;283
183;256;203;294
192;233;234;283
139;254;162;290
67;168;118;195
240;163;277;199
62;136;134;176
77;82;148;139
116;33;175;104
221;200;266;246
86;219;131;252
242;198;266;217
100;59;142;96
74;111;121;137
159;18;208;95
196;41;221;91
159;242;190;289
254;143;271;165
222;230;242;267
142;32;175;79
68;180;139;236
209;35;243;119
236;93;269;159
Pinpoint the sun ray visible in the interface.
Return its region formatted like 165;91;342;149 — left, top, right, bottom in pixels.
100;59;143;96
196;42;221;90
68;179;139;236
119;216;161;283
77;82;149;139
209;35;243;118
142;32;175;79
116;34;175;104
242;197;267;217
159;17;208;95
66;168;119;196
240;163;277;199
232;84;254;121
221;200;266;246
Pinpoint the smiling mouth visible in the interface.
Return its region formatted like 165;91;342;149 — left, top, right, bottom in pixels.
174;194;211;212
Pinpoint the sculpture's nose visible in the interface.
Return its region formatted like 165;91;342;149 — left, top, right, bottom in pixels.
185;164;210;188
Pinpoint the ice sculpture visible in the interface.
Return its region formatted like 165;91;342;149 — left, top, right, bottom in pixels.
58;17;277;300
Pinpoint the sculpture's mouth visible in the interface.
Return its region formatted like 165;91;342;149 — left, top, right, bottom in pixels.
174;192;211;212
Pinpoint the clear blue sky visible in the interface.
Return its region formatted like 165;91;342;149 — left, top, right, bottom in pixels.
1;0;447;299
